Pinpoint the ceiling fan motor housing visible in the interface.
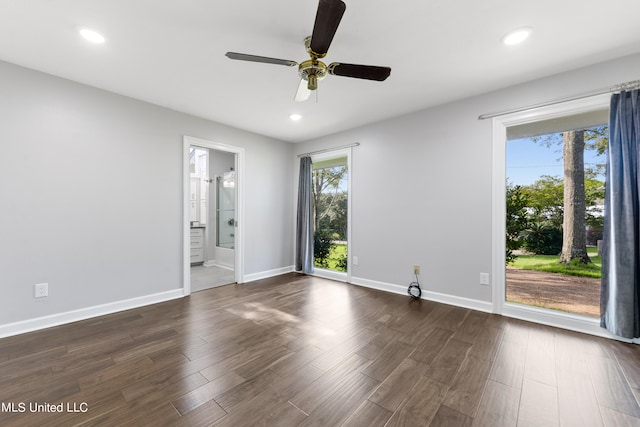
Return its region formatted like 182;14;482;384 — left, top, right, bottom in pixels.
298;59;327;90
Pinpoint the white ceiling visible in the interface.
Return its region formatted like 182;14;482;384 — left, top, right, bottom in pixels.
1;0;639;143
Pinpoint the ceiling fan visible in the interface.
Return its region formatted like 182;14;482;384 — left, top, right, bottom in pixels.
225;0;391;102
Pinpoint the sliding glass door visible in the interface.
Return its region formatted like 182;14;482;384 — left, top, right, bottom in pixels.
311;151;350;279
494;94;611;325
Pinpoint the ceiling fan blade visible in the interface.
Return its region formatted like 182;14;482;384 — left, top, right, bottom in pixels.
309;0;346;57
328;63;391;81
295;78;312;102
225;52;297;67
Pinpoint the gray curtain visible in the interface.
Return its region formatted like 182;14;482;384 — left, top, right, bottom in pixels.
601;89;640;339
295;156;314;274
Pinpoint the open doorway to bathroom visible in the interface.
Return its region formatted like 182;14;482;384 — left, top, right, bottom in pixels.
189;146;236;291
183;136;244;295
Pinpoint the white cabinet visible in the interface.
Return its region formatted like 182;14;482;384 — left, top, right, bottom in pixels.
190;228;204;264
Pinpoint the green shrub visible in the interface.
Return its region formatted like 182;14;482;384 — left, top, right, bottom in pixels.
523;223;563;255
506;184;530;264
335;252;348;272
314;231;334;268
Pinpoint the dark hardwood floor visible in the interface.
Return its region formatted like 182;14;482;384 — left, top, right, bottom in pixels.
1;273;639;426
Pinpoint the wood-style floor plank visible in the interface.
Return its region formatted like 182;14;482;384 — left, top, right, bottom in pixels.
489;340;527;389
523;326;557;387
368;357;425;412
430;404;473;427
409;326;454;365
170;371;245;415
441;355;492;418
360;338;414;382
471;380;519;427
600;406;640;427
385;376;449;426
297;370;379;427
517;378;560;426
557;362;604;427
587;355;640;417
0;273;638;426
341;400;393;427
423;338;472;386
611;341;640;389
452;311;489;344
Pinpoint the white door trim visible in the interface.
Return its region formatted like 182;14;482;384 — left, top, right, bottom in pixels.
183;135;245;295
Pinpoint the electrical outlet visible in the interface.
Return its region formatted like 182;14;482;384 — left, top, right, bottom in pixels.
35;283;48;298
480;273;490;286
353;256;359;266
413;265;420;275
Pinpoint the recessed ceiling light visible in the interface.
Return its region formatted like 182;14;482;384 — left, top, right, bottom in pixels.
289;114;302;121
502;27;532;46
79;28;106;44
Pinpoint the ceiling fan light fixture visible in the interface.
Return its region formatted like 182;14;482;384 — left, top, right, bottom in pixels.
79;28;106;44
307;74;318;91
502;27;532;45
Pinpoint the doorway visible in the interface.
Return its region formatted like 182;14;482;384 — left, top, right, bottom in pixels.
506;123;606;317
492;93;610;333
183;136;244;295
310;148;351;282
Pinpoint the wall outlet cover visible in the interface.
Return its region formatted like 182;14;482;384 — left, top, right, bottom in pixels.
480;273;490;285
35;283;48;298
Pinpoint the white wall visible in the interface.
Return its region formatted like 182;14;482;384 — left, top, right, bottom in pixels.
293;53;640;309
0;60;293;329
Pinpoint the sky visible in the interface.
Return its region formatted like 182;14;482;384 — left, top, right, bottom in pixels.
506;137;606;186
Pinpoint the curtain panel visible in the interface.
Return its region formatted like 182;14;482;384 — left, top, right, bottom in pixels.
295;156;314;274
601;89;640;339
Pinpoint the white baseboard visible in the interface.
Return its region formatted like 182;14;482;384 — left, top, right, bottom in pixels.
349;276;493;313
350;276;407;295
244;266;295;283
203;260;234;271
0;289;184;339
422;289;493;313
312;268;348;282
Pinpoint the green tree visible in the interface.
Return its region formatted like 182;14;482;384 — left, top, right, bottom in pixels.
506;183;530;264
531;126;607;264
584;171;605;229
316;191;347;239
560;130;590;263
312;165;347;234
521;175;564;228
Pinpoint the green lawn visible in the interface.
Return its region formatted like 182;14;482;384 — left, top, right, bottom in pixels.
315;243;347;272
509;247;602;278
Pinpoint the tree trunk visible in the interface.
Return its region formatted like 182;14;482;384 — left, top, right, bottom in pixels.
559;130;591;264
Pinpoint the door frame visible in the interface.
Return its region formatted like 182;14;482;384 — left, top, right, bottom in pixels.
183;135;245;295
491;93;611;336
